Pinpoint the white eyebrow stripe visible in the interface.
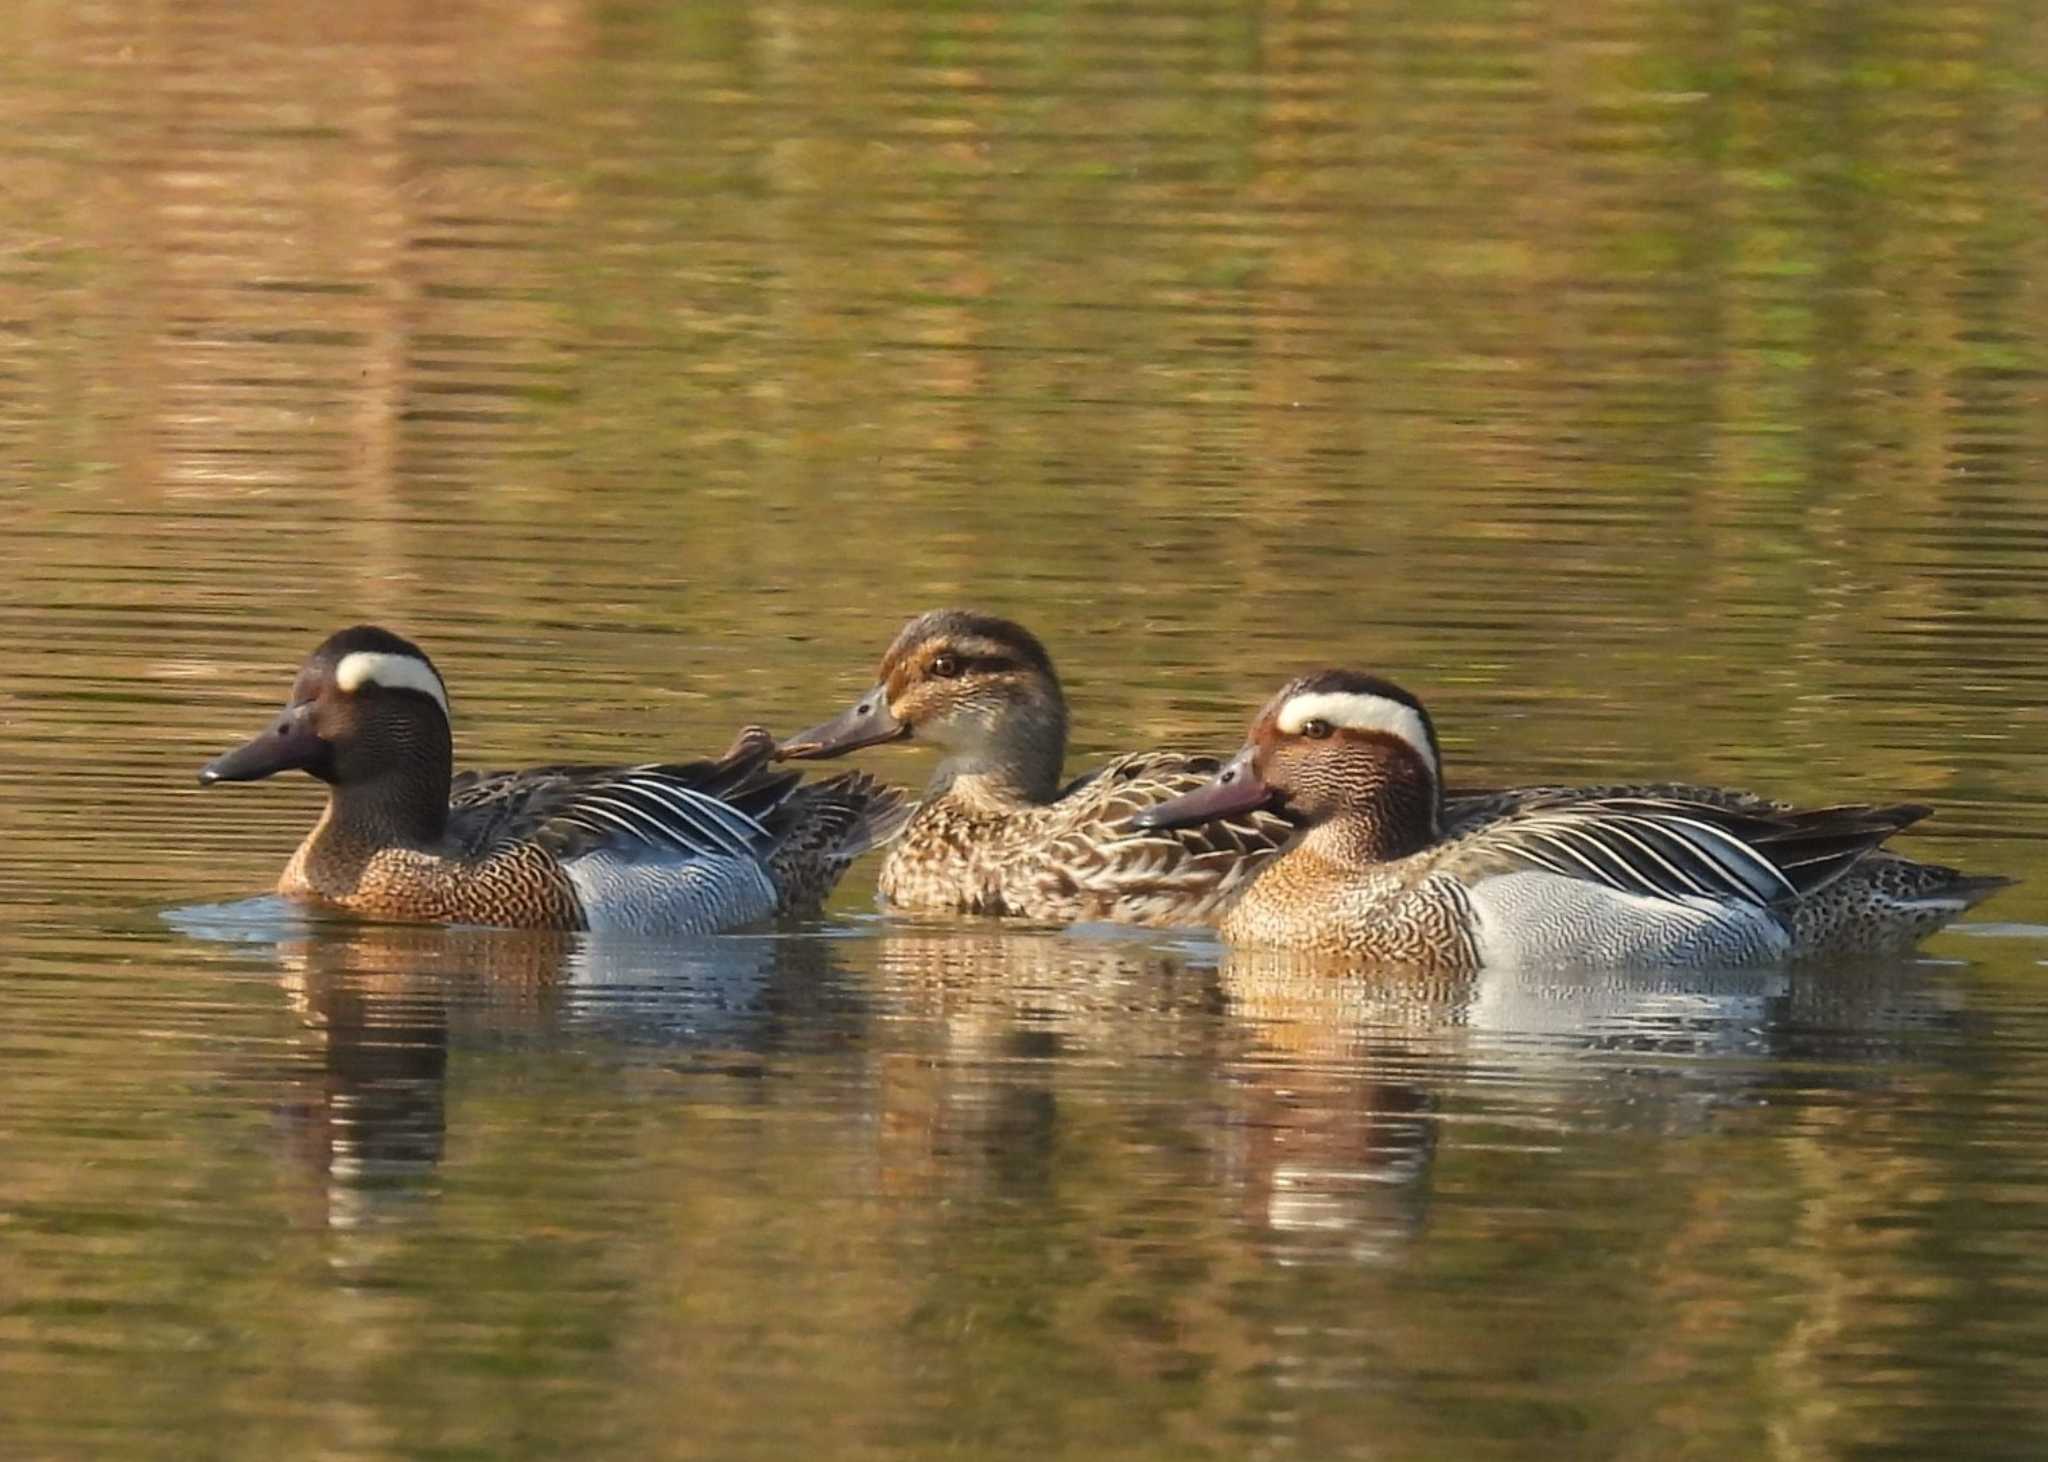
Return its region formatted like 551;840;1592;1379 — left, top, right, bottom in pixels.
334;651;451;719
1275;691;1435;770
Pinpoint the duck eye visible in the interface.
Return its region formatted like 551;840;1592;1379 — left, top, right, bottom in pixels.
1300;718;1334;740
929;653;962;679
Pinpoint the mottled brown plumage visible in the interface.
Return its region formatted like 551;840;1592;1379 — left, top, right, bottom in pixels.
777;610;1299;925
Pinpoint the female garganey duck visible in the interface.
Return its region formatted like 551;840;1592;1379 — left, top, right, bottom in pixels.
199;626;909;933
774;610;1298;925
1133;670;2010;968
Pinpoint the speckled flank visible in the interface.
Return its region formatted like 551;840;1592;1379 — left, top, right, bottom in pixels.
876;749;1295;926
768;771;912;916
1785;854;2011;955
562;849;779;936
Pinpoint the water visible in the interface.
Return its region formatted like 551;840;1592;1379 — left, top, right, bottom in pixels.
4;0;2047;1455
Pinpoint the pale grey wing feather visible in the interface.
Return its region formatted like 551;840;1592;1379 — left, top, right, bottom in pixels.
610;766;775;855
1465;801;1800;909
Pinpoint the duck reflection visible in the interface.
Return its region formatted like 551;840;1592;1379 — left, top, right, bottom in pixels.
267;921;852;1229
271;923;573;1229
1217;958;1473;1266
863;928;1222;1200
860;933;1442;1267
1211;947;1973;1265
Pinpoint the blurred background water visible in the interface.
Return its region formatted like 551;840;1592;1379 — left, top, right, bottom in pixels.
2;0;2046;1457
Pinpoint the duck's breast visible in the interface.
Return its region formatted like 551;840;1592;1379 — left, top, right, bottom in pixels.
1464;870;1791;970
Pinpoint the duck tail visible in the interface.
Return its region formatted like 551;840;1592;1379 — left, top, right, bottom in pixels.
769;772;915;915
1770;804;2015;923
1821;804;2013;914
1926;871;2018;912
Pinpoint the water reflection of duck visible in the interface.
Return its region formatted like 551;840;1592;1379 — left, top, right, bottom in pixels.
1138;671;2010;968
862;932;1429;1267
268;921;853;1228
860;928;1220;1198
1214;947;1973;1264
199;625;908;932
1215;966;1452;1266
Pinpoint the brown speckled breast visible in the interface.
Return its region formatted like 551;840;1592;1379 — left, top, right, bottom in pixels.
1216;852;1482;970
282;831;585;930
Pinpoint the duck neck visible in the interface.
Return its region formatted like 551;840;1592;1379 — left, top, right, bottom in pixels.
925;702;1068;812
927;757;1059;815
1296;781;1440;867
319;743;453;856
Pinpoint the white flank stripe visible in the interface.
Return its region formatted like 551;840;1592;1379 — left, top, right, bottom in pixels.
1517;827;1613;884
334;651;450;718
587;794;687;845
620;782;734;855
1556;825;1646;890
1275;691;1435;771
623;765;775;841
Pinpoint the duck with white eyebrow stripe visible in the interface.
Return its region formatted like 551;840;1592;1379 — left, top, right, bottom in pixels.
1130;668;2010;969
197;624;911;933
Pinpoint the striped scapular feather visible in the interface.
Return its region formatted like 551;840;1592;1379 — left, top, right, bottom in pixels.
1481;796;1926;909
449;729;802;865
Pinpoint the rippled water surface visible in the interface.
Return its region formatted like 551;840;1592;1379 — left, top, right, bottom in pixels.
4;1;2048;1457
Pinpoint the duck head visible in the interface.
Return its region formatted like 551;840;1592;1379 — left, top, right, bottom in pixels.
777;610;1069;800
1131;671;1443;861
200;626;456;837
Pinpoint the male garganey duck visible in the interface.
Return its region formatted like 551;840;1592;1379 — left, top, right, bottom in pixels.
774;610;1298;925
199;626;909;933
1132;670;2011;969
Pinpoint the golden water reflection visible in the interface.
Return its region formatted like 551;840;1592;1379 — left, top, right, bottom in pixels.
3;0;2047;1455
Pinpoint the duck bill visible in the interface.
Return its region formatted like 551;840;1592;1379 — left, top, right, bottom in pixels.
198;704;328;785
1128;748;1278;831
775;687;909;761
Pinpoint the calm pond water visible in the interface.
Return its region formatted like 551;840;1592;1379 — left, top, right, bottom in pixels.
4;0;2048;1456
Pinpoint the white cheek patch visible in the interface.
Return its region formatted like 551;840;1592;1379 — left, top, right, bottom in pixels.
1275;691;1435;772
334;650;451;719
